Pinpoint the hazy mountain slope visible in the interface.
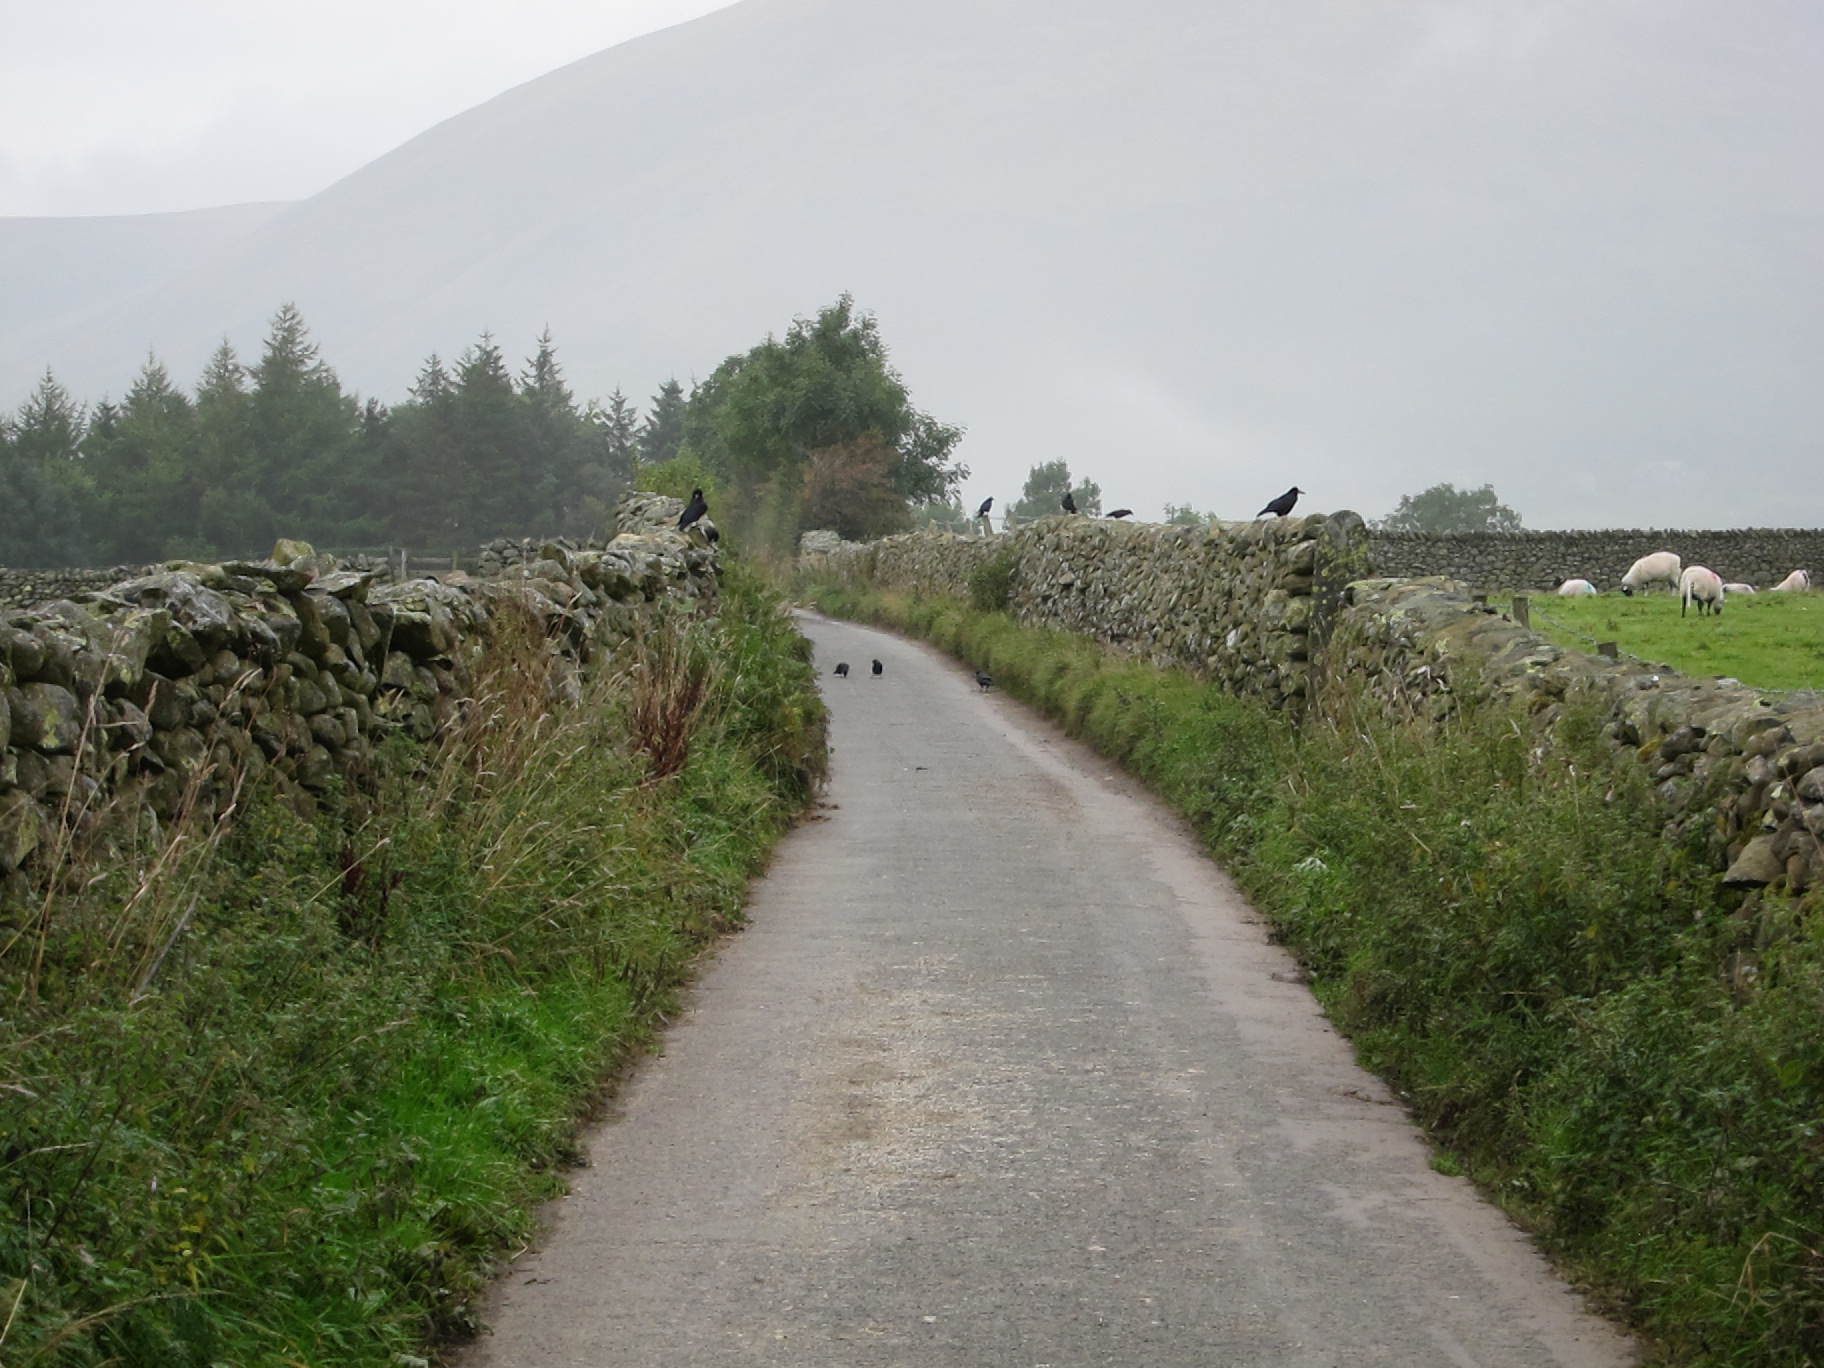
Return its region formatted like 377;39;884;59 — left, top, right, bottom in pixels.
0;202;291;365
5;0;1821;528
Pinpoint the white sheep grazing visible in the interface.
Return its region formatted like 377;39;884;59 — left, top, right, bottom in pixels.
1679;565;1724;617
1772;569;1812;593
1621;551;1681;596
1556;578;1598;596
1723;582;1756;595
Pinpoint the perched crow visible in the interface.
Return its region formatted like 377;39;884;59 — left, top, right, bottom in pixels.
1107;508;1133;519
1258;486;1303;518
1062;490;1078;514
871;659;883;677
703;523;720;545
833;662;850;678
973;670;993;691
976;496;994;518
678;488;709;531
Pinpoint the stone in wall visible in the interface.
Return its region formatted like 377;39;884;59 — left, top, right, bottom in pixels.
0;492;719;902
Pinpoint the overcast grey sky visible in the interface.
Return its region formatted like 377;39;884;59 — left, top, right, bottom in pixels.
0;0;736;217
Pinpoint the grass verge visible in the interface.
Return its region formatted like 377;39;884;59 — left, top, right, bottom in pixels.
806;582;1824;1367
1;563;825;1366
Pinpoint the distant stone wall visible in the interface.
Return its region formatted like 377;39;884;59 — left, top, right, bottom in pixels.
0;566;154;612
0;493;718;897
807;514;1824;903
1370;528;1824;593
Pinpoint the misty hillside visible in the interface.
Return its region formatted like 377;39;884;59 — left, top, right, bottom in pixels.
0;202;290;349
3;0;1821;528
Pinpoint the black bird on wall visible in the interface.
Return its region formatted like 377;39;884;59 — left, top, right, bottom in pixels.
976;496;994;518
1107;509;1132;519
1258;486;1303;518
1062;490;1078;514
678;488;709;530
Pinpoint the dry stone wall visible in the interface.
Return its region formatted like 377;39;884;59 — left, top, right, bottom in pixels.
0;493;717;899
1371;528;1824;593
808;513;1371;708
807;515;1824;903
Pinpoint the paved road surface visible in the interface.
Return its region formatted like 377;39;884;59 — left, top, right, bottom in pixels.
461;614;1637;1367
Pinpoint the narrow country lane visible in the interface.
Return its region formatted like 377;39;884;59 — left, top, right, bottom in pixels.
460;614;1637;1368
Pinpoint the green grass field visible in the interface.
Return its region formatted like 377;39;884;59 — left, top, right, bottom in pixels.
1529;589;1824;692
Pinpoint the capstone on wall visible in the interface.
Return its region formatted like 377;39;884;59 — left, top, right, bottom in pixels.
0;493;717;898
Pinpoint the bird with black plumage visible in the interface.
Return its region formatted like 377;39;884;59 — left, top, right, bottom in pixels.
1257;486;1303;518
832;662;850;678
678;487;709;532
871;659;883;678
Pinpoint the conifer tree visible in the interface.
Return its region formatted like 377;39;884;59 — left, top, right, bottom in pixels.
638;379;688;465
83;355;197;562
247;303;364;547
190;341;270;557
450;334;526;543
0;371;91;565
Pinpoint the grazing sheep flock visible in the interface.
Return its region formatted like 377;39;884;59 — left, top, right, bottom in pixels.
1773;569;1812;592
1678;564;1726;616
1723;582;1756;595
1555;578;1598;596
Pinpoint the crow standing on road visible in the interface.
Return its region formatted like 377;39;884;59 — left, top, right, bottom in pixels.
1062;490;1078;514
871;659;883;677
976;496;994;518
678;488;709;531
1258;486;1303;518
974;670;993;691
1107;509;1132;519
833;662;850;678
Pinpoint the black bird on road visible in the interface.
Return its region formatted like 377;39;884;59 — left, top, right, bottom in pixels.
974;670;993;691
976;496;994;518
1258;486;1303;518
1107;508;1133;519
833;662;850;678
678;488;709;531
871;659;883;677
1062;490;1078;514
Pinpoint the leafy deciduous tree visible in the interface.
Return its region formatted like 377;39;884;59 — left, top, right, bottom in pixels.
1379;482;1523;534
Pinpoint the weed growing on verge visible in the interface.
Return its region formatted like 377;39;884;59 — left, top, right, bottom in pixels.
806;582;1824;1367
0;564;824;1366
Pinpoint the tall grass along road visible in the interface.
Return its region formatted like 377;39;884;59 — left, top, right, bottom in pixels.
0;568;825;1367
462;614;1634;1367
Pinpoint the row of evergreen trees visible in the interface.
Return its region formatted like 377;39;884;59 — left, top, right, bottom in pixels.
0;305;692;568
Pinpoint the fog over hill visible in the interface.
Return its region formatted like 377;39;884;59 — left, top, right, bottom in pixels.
4;0;1821;528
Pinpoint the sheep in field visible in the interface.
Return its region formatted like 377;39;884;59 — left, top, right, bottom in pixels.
1621;551;1682;596
1772;570;1813;592
1679;565;1725;617
1723;582;1756;595
1556;578;1598;596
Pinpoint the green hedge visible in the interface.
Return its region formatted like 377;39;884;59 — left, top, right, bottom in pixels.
1;564;825;1366
807;583;1824;1367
